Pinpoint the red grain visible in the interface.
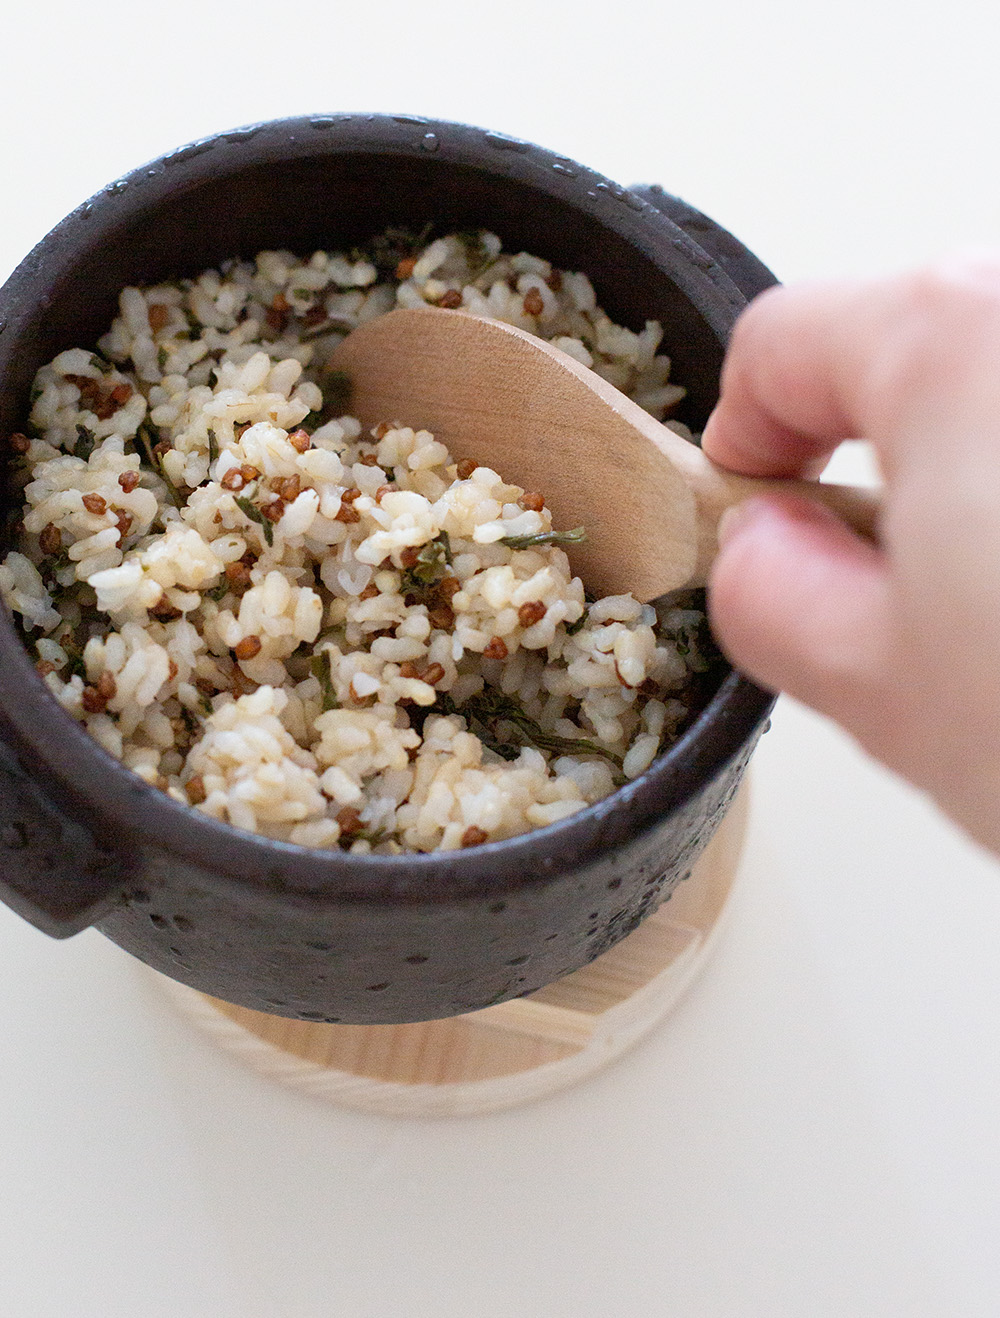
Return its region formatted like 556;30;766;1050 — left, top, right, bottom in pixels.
518;601;546;628
233;635;262;660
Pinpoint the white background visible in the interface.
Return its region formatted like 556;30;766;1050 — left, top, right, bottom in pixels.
2;3;1000;1315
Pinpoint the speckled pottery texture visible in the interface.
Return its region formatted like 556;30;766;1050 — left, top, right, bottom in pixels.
0;115;776;1024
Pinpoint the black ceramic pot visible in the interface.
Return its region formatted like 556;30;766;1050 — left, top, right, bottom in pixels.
0;115;776;1024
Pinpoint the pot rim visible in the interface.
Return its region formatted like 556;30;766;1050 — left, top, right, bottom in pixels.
0;113;775;906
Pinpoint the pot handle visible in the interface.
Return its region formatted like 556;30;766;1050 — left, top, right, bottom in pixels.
0;735;131;938
631;185;779;303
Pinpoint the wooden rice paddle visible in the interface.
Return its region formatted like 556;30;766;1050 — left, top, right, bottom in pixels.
330;307;879;601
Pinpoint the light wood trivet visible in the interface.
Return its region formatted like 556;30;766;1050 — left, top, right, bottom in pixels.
159;784;749;1116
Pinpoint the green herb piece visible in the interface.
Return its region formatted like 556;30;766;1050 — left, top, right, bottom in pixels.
309;653;340;711
60;637;87;681
353;826;388;847
299;318;352;341
449;684;624;778
207;428;218;466
157;346;169;371
89;351;112;373
135;420;158;469
179;706;200;735
134;421;184;509
457;229;494;281
292;288;311;300
199;693;213;716
500;526;587;551
74;425;96;461
401;531;452;592
234;494;274;548
565;608;588;636
204;580;230;602
39;546;72;585
368;222;435;275
666;618;710;673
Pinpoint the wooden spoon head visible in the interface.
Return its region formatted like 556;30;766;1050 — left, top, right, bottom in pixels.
329;307;699;601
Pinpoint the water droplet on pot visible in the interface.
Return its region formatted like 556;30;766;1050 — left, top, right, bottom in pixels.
420;132;440;153
552;159;577;177
484;132;529;154
164;139;215;167
221;125;264;144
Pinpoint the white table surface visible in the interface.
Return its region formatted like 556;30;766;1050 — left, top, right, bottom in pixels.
2;3;1000;1315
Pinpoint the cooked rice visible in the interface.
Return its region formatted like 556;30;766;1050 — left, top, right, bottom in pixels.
0;230;708;853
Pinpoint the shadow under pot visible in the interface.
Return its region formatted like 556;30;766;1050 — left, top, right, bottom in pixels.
0;115;776;1024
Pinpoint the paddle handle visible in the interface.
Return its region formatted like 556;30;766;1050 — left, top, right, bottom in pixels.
665;444;882;588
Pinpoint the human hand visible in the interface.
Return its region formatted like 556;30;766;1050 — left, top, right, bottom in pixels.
702;257;1000;855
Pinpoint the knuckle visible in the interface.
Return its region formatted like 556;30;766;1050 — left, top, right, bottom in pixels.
863;254;1000;421
901;252;1000;322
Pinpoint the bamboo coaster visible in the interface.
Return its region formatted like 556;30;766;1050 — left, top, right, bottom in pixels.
159;783;749;1116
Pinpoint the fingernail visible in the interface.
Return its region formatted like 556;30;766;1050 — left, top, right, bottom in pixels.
717;498;771;547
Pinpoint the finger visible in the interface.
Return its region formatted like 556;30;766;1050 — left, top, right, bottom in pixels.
708;494;895;739
703;256;1000;481
702;280;879;478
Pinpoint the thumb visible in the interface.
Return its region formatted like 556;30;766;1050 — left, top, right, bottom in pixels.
708;495;895;739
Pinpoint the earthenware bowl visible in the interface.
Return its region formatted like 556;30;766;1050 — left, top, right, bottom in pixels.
0;115;775;1023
